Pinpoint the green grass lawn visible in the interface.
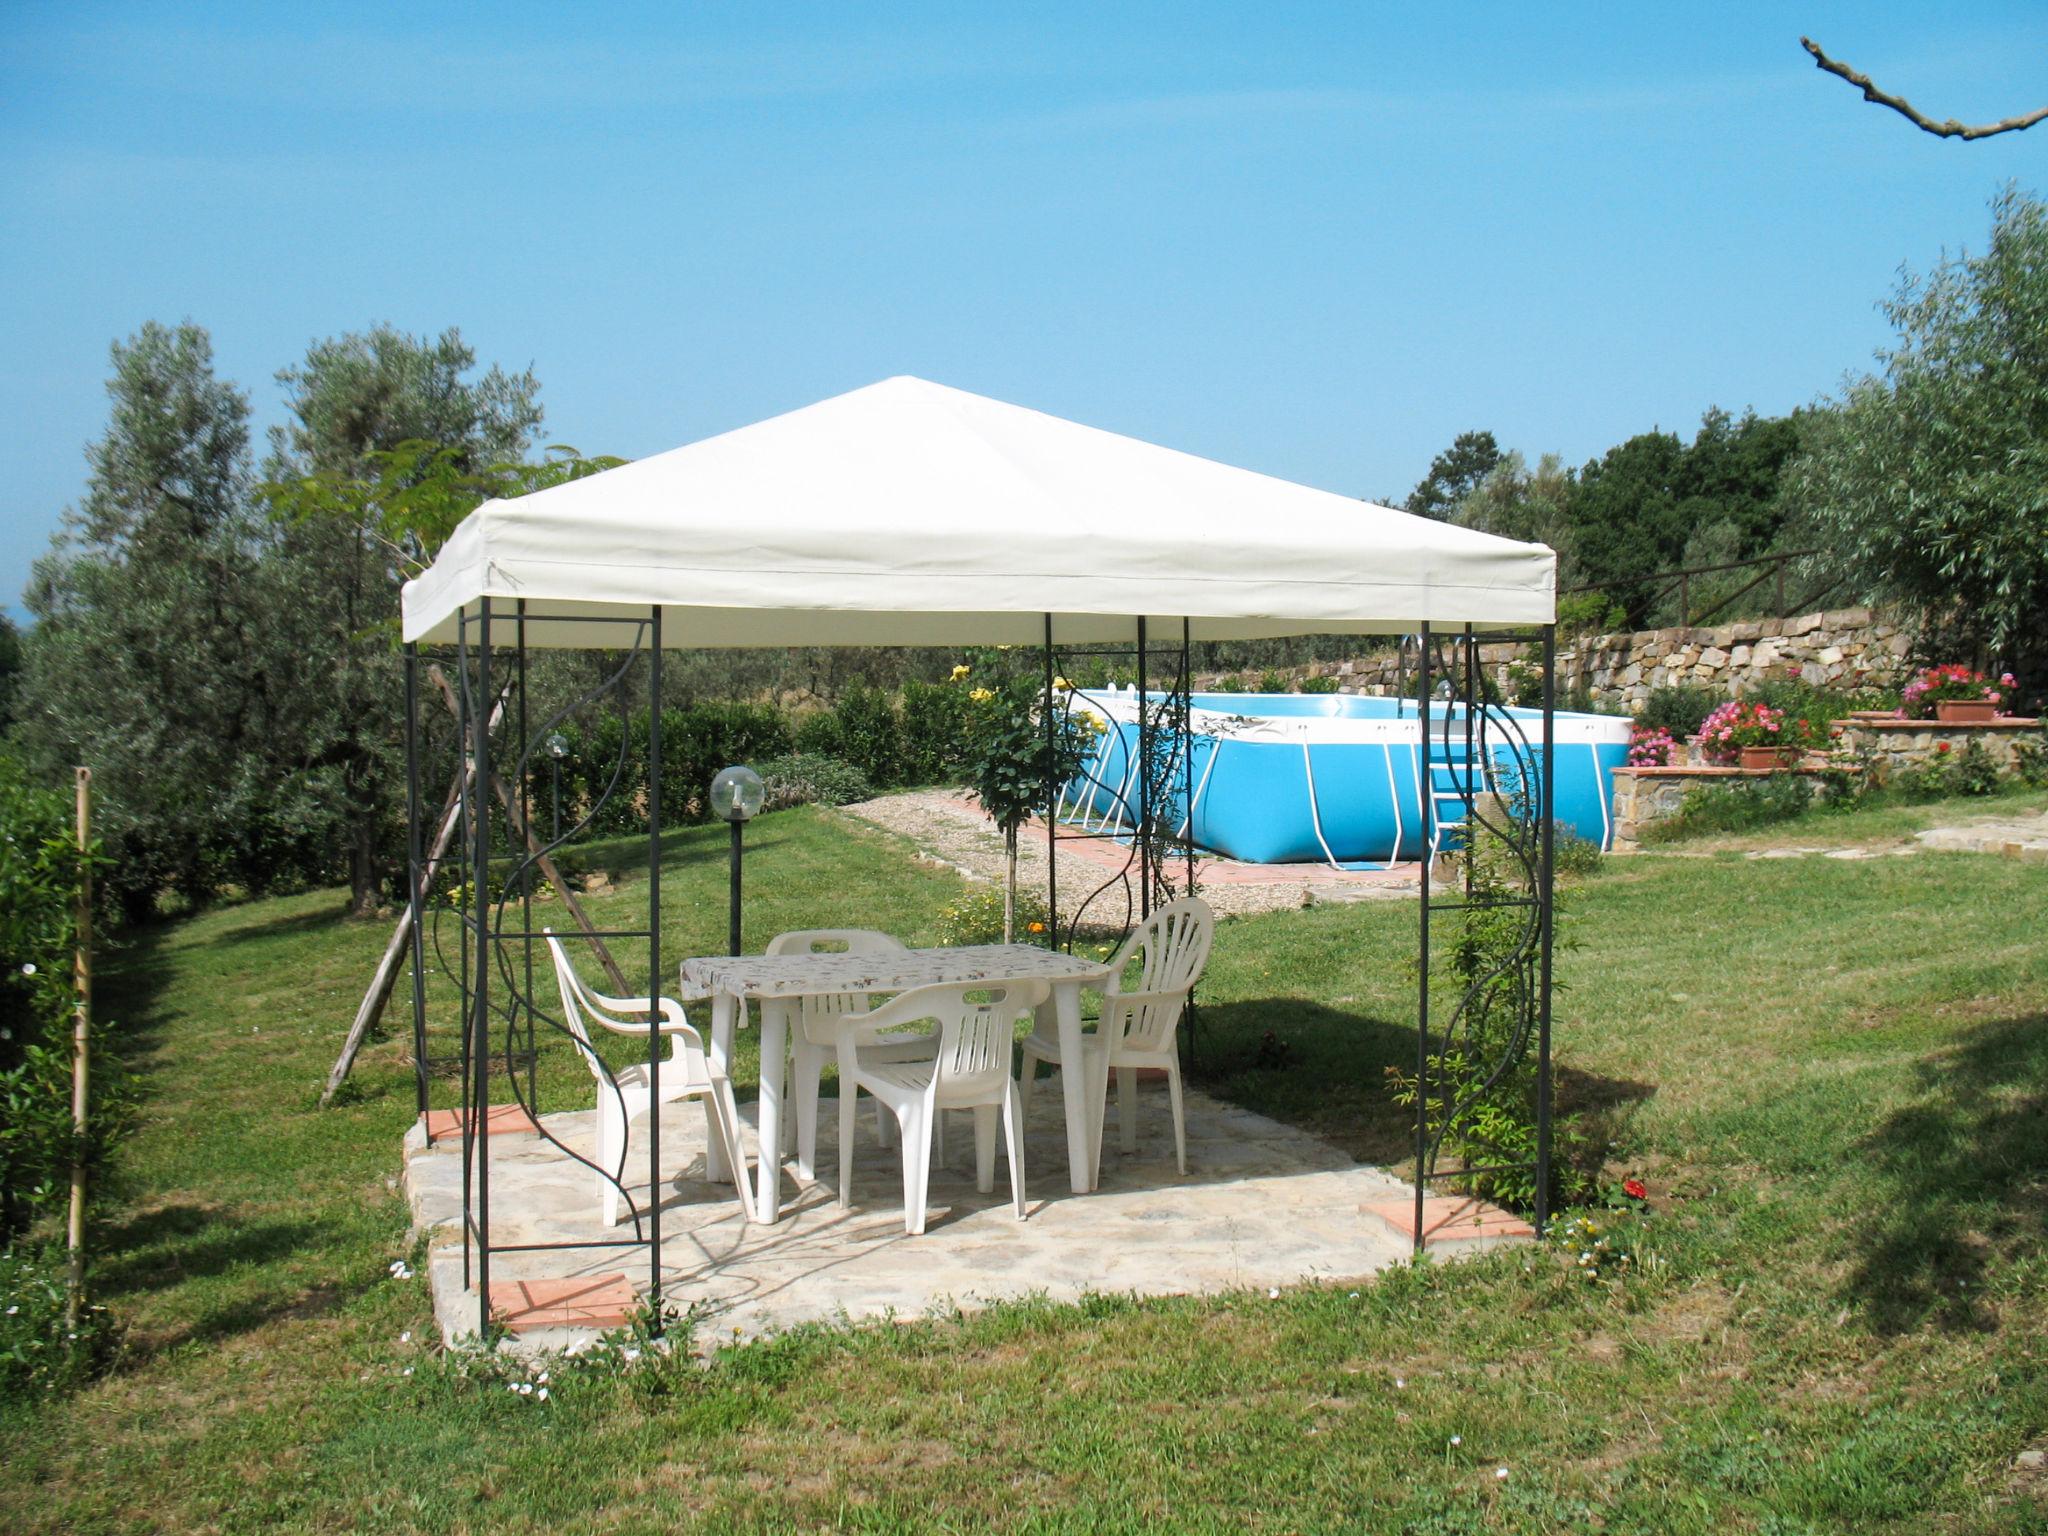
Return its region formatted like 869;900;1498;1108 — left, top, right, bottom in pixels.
2;803;2044;1533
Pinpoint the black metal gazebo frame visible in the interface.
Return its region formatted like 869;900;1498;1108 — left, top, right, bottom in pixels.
405;605;1557;1338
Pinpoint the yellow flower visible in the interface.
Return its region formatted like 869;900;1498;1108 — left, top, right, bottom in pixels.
1027;920;1046;933
1051;675;1072;691
951;664;971;681
969;687;994;703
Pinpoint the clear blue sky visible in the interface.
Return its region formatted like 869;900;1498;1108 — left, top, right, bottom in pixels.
5;3;2046;618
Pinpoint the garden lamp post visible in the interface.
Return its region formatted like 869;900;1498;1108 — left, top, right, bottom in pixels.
709;765;765;955
546;732;568;841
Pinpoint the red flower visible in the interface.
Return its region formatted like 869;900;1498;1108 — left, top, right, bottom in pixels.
1936;742;1951;754
1623;1177;1648;1200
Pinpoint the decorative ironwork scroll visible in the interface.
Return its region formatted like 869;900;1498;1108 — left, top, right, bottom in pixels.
1410;622;1557;1245
410;601;672;1334
1041;617;1200;957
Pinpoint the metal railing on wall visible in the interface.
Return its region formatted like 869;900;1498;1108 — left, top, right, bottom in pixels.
1562;548;1849;631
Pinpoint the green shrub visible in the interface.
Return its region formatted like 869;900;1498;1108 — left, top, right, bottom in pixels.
1296;675;1341;695
0;1244;121;1402
1897;739;2002;801
1;755;120;1242
932;884;1052;948
1634;685;1722;740
550;703;792;836
1953;739;2002;797
1816;739;1887;808
2015;725;2048;788
830;684;903;789
1641;775;1814;842
1557;591;1626;634
1553;826;1604;879
1386;800;1589;1213
1257;669;1286;693
1749;678;1896;736
791;710;843;759
753;754;873;811
898;681;970;784
1210;675;1247;694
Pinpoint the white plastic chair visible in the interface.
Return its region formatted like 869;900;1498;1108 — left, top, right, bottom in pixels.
544;931;747;1227
764;928;923;1183
837;978;1047;1235
1018;896;1215;1175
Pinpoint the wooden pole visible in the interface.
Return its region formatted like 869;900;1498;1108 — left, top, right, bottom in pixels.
65;767;92;1329
320;762;471;1107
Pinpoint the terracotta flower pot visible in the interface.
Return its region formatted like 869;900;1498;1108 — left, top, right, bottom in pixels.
1739;745;1790;772
1934;699;1997;724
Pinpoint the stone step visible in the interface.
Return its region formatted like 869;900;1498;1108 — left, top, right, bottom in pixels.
1360;1194;1535;1255
423;1104;540;1145
487;1273;638;1332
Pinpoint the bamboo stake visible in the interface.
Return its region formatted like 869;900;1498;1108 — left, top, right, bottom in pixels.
65;767;91;1329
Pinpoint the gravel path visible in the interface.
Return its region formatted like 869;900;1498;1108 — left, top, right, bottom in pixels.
837;788;1420;923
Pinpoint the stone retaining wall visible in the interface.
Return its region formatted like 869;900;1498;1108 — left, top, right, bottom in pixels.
1204;605;1911;715
1610;717;2040;848
1609;765;1830;851
1833;717;2041;777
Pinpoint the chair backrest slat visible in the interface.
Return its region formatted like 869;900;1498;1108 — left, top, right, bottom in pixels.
1108;897;1214;1054
544;932;611;1083
1127;897;1215;994
766;928;908;1034
851;978;1049;1103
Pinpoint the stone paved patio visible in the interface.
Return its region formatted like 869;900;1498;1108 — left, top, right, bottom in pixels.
404;1080;1418;1351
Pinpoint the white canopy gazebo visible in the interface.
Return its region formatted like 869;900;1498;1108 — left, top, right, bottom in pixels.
398;376;1560;1334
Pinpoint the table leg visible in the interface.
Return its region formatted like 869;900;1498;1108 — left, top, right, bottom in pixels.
1053;983;1097;1194
756;999;789;1223
705;991;738;1185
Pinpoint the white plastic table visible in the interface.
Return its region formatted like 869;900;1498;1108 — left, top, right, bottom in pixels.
683;944;1115;1223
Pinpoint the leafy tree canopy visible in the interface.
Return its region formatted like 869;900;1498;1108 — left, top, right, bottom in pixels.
1784;184;2048;709
16;323;269;918
1406;430;1501;520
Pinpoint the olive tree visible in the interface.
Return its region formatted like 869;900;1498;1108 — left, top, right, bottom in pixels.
1785;186;2048;711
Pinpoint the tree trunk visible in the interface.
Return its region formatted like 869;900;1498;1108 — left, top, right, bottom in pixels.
347;815;379;919
1003;823;1017;944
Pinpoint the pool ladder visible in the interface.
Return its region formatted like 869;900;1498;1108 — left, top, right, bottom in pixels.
1419;728;1492;865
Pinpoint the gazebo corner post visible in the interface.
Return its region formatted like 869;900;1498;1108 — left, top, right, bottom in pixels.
1179;617;1198;1067
646;607;664;1329
403;644;430;1119
471;600;494;1336
1534;623;1558;1238
1180;618;1195;899
517;601;536;1111
1042;614;1059;949
1136;616;1151;920
456;618;473;1293
1413;622;1432;1256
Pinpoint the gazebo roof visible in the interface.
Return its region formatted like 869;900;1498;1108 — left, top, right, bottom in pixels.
401;376;1554;647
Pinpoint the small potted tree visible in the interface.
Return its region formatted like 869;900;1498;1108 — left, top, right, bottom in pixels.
958;663;1094;944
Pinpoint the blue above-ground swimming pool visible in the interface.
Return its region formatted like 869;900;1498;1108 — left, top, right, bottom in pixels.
1060;691;1634;866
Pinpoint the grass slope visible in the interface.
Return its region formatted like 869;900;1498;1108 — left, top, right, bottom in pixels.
2;803;2044;1533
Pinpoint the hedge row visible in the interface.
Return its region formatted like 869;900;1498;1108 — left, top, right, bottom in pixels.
540;682;977;837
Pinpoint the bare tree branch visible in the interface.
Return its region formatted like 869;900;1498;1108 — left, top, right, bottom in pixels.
1801;36;2048;141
